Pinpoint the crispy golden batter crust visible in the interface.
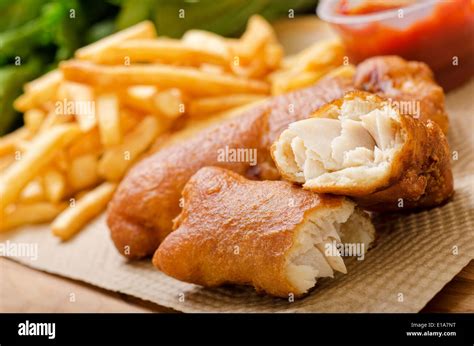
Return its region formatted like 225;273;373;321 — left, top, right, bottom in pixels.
153;166;345;297
107;76;352;258
354;112;453;211
355;56;449;134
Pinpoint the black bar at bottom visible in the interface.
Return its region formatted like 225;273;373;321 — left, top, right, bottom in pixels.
0;313;472;345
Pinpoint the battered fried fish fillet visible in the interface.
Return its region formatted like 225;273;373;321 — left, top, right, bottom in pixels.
272;91;453;211
107;76;353;259
153;167;375;298
355;56;449;134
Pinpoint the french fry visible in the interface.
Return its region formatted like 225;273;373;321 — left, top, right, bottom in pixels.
51;182;116;240
282;39;345;72
54;150;69;172
121;86;157;114
67;128;102;158
96;93;122;147
153;88;184;119
14;70;62;112
60;60;270;96
43;169;66;203
120;108;144;133
98;116;160;181
199;64;225;75
182;30;231;59
0;124;80;211
19;178;45;203
0;155;14;174
1;202;67;231
61;82;96;131
271;70;325;95
67;154;100;191
264;43;284;70
231;15;276;62
325;64;356;79
92;39;230;66
0;127;29;156
188;94;266;117
23;109;46;133
38;110;59;133
231;55;269;79
75;21;157;60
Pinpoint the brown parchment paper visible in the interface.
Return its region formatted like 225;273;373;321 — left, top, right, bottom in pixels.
1;80;473;314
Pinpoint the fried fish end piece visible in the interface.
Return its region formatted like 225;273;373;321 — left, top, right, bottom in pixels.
272;91;453;211
355;55;449;134
153;167;375;298
107;76;353;259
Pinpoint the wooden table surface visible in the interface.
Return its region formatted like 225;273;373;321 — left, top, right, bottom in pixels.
0;257;472;312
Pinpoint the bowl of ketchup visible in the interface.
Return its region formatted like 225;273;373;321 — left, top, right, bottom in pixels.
317;0;474;91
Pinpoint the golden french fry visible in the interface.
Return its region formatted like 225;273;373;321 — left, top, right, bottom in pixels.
60;60;270;96
188;94;266;117
0;155;14;174
199;64;225;75
14;139;30;154
264;43;284;70
0;127;29;156
24;69;62;92
61;81;96;131
54;150;69;172
19;178;45;203
75;21;157;60
43;169;66;203
23;109;46;134
51;182;116;240
0;124;80;211
38;110;59;133
67;154;100;191
182;30;231;59
119;108;144;133
14;70;62;112
96;93;122;147
282;39;345;73
271;70;325;95
325;64;356;79
98;116;160;181
121;86;157;114
153;88;184;119
67;128;102;158
92;39;230;66
231;15;277;62
231;55;269;78
1;202;67;231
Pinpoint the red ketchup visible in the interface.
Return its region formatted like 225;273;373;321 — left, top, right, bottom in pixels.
330;0;474;91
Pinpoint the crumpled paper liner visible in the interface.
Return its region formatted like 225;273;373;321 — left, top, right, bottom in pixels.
1;81;473;313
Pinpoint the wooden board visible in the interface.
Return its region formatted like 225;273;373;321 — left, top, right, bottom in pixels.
1;257;472;312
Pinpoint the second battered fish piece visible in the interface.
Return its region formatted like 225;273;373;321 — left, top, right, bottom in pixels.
153;167;375;298
272;91;453;211
355;56;449;134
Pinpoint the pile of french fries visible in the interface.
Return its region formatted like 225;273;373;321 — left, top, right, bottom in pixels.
0;15;348;240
